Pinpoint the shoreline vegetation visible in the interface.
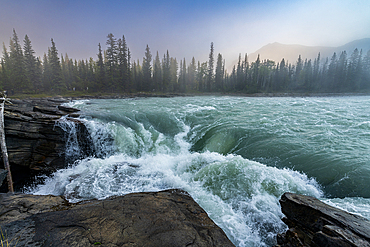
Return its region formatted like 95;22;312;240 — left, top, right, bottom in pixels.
1;30;370;98
8;91;370;101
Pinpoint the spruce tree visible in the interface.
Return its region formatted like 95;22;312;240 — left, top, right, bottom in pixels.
162;51;171;92
142;45;152;91
215;53;223;91
42;52;51;91
1;43;10;92
9;29;24;93
179;58;186;93
96;43;105;92
48;39;63;92
153;51;162;92
23;35;40;92
206;42;214;91
187;57;196;91
117;35;128;91
105;33;118;92
170;57;178;92
127;48;132;92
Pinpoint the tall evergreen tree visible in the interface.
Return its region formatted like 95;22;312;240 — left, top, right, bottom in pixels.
327;52;337;91
336;51;347;91
170;57;178;92
215;53;224;91
250;55;260;93
1;43;10;91
142;44;152;91
117;35;128;91
127;48;132;92
153;51;162;92
347;48;362;91
9;29;24;93
206;42;214;91
179;58;186;93
105;33;118;91
23;35;41;92
42;52;51;91
187;57;196;91
96;43;105;92
197;61;207;92
48;39;63;92
162;50;171;92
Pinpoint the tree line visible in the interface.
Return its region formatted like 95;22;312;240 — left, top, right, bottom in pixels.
1;29;370;95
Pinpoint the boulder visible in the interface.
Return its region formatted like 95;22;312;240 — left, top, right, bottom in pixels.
0;189;235;247
276;192;370;247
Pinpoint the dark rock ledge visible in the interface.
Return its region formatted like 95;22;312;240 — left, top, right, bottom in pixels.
275;192;370;247
0;189;235;247
0;98;93;191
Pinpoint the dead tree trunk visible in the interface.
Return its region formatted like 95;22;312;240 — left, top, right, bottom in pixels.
0;93;13;192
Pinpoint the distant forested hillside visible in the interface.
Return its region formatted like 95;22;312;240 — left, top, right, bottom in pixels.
1;29;370;95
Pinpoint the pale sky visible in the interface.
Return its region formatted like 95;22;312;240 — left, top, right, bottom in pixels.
1;0;369;67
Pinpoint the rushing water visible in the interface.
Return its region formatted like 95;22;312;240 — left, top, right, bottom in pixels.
28;96;370;246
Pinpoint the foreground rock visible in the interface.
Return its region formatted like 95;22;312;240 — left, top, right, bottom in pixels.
276;192;370;247
0;98;94;191
0;189;235;247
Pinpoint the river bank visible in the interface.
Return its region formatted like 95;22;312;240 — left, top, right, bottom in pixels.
9;90;370;101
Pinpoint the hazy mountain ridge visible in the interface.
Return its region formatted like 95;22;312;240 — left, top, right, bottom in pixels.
248;38;370;64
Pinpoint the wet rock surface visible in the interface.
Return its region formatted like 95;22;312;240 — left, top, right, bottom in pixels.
0;189;235;247
275;192;370;247
0;169;7;186
0;98;92;191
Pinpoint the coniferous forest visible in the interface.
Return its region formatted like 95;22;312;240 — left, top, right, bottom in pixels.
1;29;370;96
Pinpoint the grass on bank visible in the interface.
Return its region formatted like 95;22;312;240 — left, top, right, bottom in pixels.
0;227;19;247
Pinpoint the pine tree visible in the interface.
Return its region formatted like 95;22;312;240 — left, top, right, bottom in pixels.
61;53;74;91
243;54;249;90
313;53;321;88
117;35;128;91
127;48;132;92
9;29;24;93
215;53;224;91
336;51;347;92
153;51;162;92
327;52;337;92
48;38;63;92
42;52;51;91
142;45;152;91
96;43;105;92
187;57;196;91
23;35;41;92
170;57;178;92
179;58;186;93
105;33;118;91
206;42;214;91
197;61;207;92
347;48;362;91
162;51;171;92
250;55;260;93
1;43;10;92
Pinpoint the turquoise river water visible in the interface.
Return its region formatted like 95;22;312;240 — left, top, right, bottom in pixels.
28;96;370;246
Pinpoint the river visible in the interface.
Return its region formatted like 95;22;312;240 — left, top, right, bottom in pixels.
28;96;370;246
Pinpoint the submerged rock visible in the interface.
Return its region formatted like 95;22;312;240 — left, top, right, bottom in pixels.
0;189;235;247
276;192;370;247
